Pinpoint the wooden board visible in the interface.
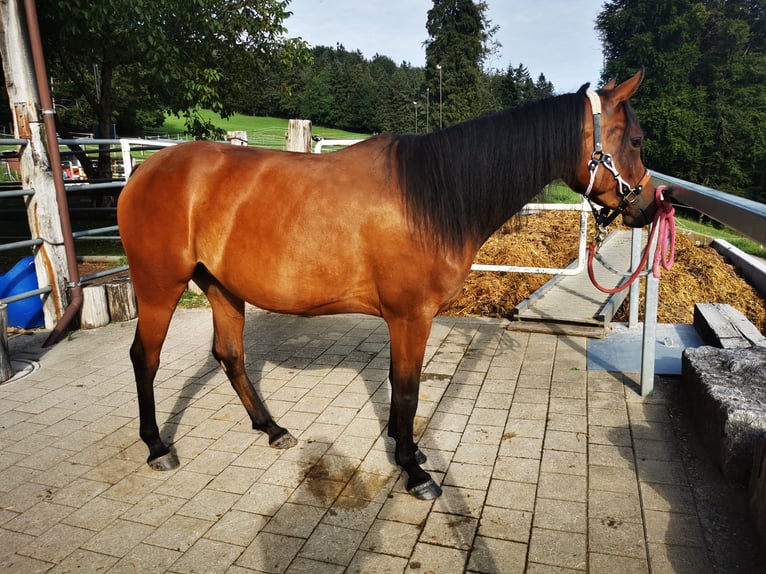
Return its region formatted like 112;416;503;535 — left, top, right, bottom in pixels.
694;303;766;349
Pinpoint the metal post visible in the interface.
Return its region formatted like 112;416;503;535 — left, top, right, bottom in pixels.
437;64;443;129
120;139;133;179
640;224;660;396
426;88;429;132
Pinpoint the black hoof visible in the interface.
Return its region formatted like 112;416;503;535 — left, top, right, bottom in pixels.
414;448;427;465
408;478;442;500
147;451;179;471
269;430;297;449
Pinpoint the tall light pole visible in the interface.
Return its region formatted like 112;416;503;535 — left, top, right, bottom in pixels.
436;64;443;128
426;87;430;132
413;101;419;133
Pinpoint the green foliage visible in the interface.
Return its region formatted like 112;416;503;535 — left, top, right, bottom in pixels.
498;64;553;108
424;0;498;125
178;290;210;308
255;45;428;134
597;0;766;202
39;0;308;140
30;0;556;141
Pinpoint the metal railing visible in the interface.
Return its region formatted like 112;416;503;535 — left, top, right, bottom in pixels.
653;172;766;245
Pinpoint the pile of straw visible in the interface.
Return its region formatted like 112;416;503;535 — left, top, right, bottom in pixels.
443;212;766;333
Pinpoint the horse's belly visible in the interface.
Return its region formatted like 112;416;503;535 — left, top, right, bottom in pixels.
212;254;383;317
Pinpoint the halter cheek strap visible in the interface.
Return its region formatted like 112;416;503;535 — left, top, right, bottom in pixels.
586;91;603;158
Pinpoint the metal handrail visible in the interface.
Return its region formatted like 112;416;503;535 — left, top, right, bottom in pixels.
72;225;119;239
0;237;44;252
0;188;34;199
470;200;591;275
653;171;766;245
0;286;51;305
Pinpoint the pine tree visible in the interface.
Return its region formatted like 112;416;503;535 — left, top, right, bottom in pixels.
424;0;497;126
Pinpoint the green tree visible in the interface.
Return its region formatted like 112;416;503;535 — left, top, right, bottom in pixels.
596;0;766;200
369;54;401;132
695;0;766;199
424;0;498;126
534;73;554;99
38;0;306;171
597;0;710;182
499;64;536;108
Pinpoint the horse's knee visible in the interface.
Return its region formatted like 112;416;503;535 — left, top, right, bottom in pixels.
130;335;161;377
129;338;145;368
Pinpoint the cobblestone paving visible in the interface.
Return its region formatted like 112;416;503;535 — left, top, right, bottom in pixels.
0;308;753;572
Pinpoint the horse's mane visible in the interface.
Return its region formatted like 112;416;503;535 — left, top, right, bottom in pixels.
390;85;589;249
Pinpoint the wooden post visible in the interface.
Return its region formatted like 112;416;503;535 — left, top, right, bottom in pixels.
0;304;12;383
285;119;312;152
0;0;70;328
105;278;137;322
226;130;248;146
80;284;109;329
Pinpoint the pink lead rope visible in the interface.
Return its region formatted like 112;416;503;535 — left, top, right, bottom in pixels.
588;185;676;294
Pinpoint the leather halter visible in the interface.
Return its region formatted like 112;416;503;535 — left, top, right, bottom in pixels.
584;90;651;235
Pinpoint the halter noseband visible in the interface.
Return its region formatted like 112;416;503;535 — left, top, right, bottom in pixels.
584;90;651;236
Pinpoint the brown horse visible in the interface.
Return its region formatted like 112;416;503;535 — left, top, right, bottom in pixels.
118;70;656;499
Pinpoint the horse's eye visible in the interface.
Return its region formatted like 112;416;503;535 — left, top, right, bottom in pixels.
630;137;643;149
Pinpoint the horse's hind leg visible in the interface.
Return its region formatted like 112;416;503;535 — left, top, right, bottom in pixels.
130;294;185;471
196;270;297;449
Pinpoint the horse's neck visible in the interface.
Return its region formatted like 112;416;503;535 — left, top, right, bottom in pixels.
449;102;581;246
398;93;582;253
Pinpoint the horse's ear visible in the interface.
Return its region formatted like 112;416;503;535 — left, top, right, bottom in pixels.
606;68;644;106
602;78;617;90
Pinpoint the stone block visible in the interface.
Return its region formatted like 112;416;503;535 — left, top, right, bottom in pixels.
749;435;766;553
682;345;766;484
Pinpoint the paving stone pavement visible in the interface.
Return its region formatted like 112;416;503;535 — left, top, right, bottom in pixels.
0;308;761;573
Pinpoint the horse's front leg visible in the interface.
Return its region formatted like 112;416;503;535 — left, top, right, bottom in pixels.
386;317;442;500
387;356;428;466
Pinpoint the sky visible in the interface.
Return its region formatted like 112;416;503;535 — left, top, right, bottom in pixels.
285;0;607;93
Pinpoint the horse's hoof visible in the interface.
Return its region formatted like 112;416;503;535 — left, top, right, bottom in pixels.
147;451;179;471
408;478;442;500
270;431;297;449
414;448;427;465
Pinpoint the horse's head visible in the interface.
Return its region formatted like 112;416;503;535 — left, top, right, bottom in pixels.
572;69;657;229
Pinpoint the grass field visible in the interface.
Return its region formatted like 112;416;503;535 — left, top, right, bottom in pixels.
674;215;766;257
146;111;368;148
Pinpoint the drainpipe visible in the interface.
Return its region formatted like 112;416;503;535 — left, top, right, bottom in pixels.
22;0;83;346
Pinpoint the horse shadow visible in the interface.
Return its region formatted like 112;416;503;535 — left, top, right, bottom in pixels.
154;309;509;571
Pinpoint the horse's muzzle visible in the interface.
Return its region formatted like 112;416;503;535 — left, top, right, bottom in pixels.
621;188;659;228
